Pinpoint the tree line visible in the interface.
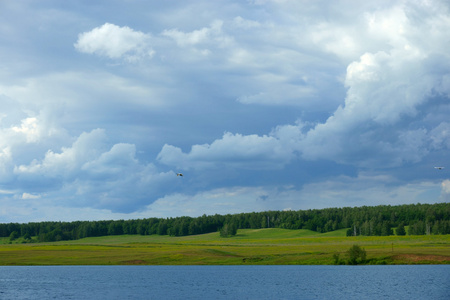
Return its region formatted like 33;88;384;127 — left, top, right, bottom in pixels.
1;202;449;242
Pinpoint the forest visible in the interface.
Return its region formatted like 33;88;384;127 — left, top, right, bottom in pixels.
1;203;449;243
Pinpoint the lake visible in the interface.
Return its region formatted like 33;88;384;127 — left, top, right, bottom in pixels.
0;265;448;299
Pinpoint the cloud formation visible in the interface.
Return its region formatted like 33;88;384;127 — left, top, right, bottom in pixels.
0;0;448;222
157;130;298;171
75;23;154;61
162;20;228;48
12;129;174;212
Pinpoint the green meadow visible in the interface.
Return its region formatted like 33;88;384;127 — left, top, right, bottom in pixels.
1;228;449;265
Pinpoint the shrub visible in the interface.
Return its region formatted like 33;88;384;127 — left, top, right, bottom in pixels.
332;252;341;265
347;244;367;265
9;231;19;241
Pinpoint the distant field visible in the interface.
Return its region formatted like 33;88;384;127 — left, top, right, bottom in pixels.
1;229;449;265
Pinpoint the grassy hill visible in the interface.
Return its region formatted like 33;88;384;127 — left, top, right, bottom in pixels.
0;228;449;265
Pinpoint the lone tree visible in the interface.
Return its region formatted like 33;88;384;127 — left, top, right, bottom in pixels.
347;244;367;265
220;223;238;237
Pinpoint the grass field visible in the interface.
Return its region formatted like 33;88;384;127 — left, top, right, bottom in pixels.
1;228;449;265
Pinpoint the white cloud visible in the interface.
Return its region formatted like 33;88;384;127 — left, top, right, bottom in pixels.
146;187;285;218
75;23;154;61
22;192;40;199
157;131;296;171
11;128;176;212
144;172;442;218
15;128;107;177
0;111;70;185
0;111;63;148
442;179;450;196
236;83;316;106
159;20;234;61
2;172;443;222
0;195;152;222
0;71;168;125
232;16;262;29
162;20;229;48
82;143;139;176
299;174;442;208
344;50;428;124
0;147;13;181
310;21;362;61
292;2;450;167
11;117;41;143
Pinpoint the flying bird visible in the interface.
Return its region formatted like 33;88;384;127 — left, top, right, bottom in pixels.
434;167;444;170
176;173;183;176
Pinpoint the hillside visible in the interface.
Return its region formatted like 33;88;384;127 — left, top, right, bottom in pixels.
2;203;449;244
1;228;449;265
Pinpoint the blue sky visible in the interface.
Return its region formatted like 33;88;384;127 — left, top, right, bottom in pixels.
1;0;449;222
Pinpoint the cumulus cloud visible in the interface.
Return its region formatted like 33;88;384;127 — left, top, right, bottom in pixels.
1;113;59;148
11;117;40;143
0;110;71;186
15;129;108;178
73;2;449;198
75;23;154;61
82;143;139;176
13;129;175;212
157;131;298;171
290;2;450;167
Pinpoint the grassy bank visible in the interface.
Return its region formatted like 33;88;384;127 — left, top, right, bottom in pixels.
1;229;449;265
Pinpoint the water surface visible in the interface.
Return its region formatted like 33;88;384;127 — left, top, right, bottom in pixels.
0;265;448;299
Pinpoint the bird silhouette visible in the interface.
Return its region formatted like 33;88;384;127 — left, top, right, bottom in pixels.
176;173;183;176
434;167;444;170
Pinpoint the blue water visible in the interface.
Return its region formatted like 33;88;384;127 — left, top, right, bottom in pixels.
0;265;448;299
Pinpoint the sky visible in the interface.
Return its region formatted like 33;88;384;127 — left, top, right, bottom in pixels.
1;0;449;223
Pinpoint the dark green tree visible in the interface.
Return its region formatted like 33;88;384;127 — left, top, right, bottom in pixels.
107;221;123;235
396;222;406;236
23;233;32;241
381;221;393;236
220;223;237;237
9;231;19;241
157;220;168;235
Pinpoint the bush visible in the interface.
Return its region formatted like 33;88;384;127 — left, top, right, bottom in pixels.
347;244;366;265
332;252;341;265
9;231;19;241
